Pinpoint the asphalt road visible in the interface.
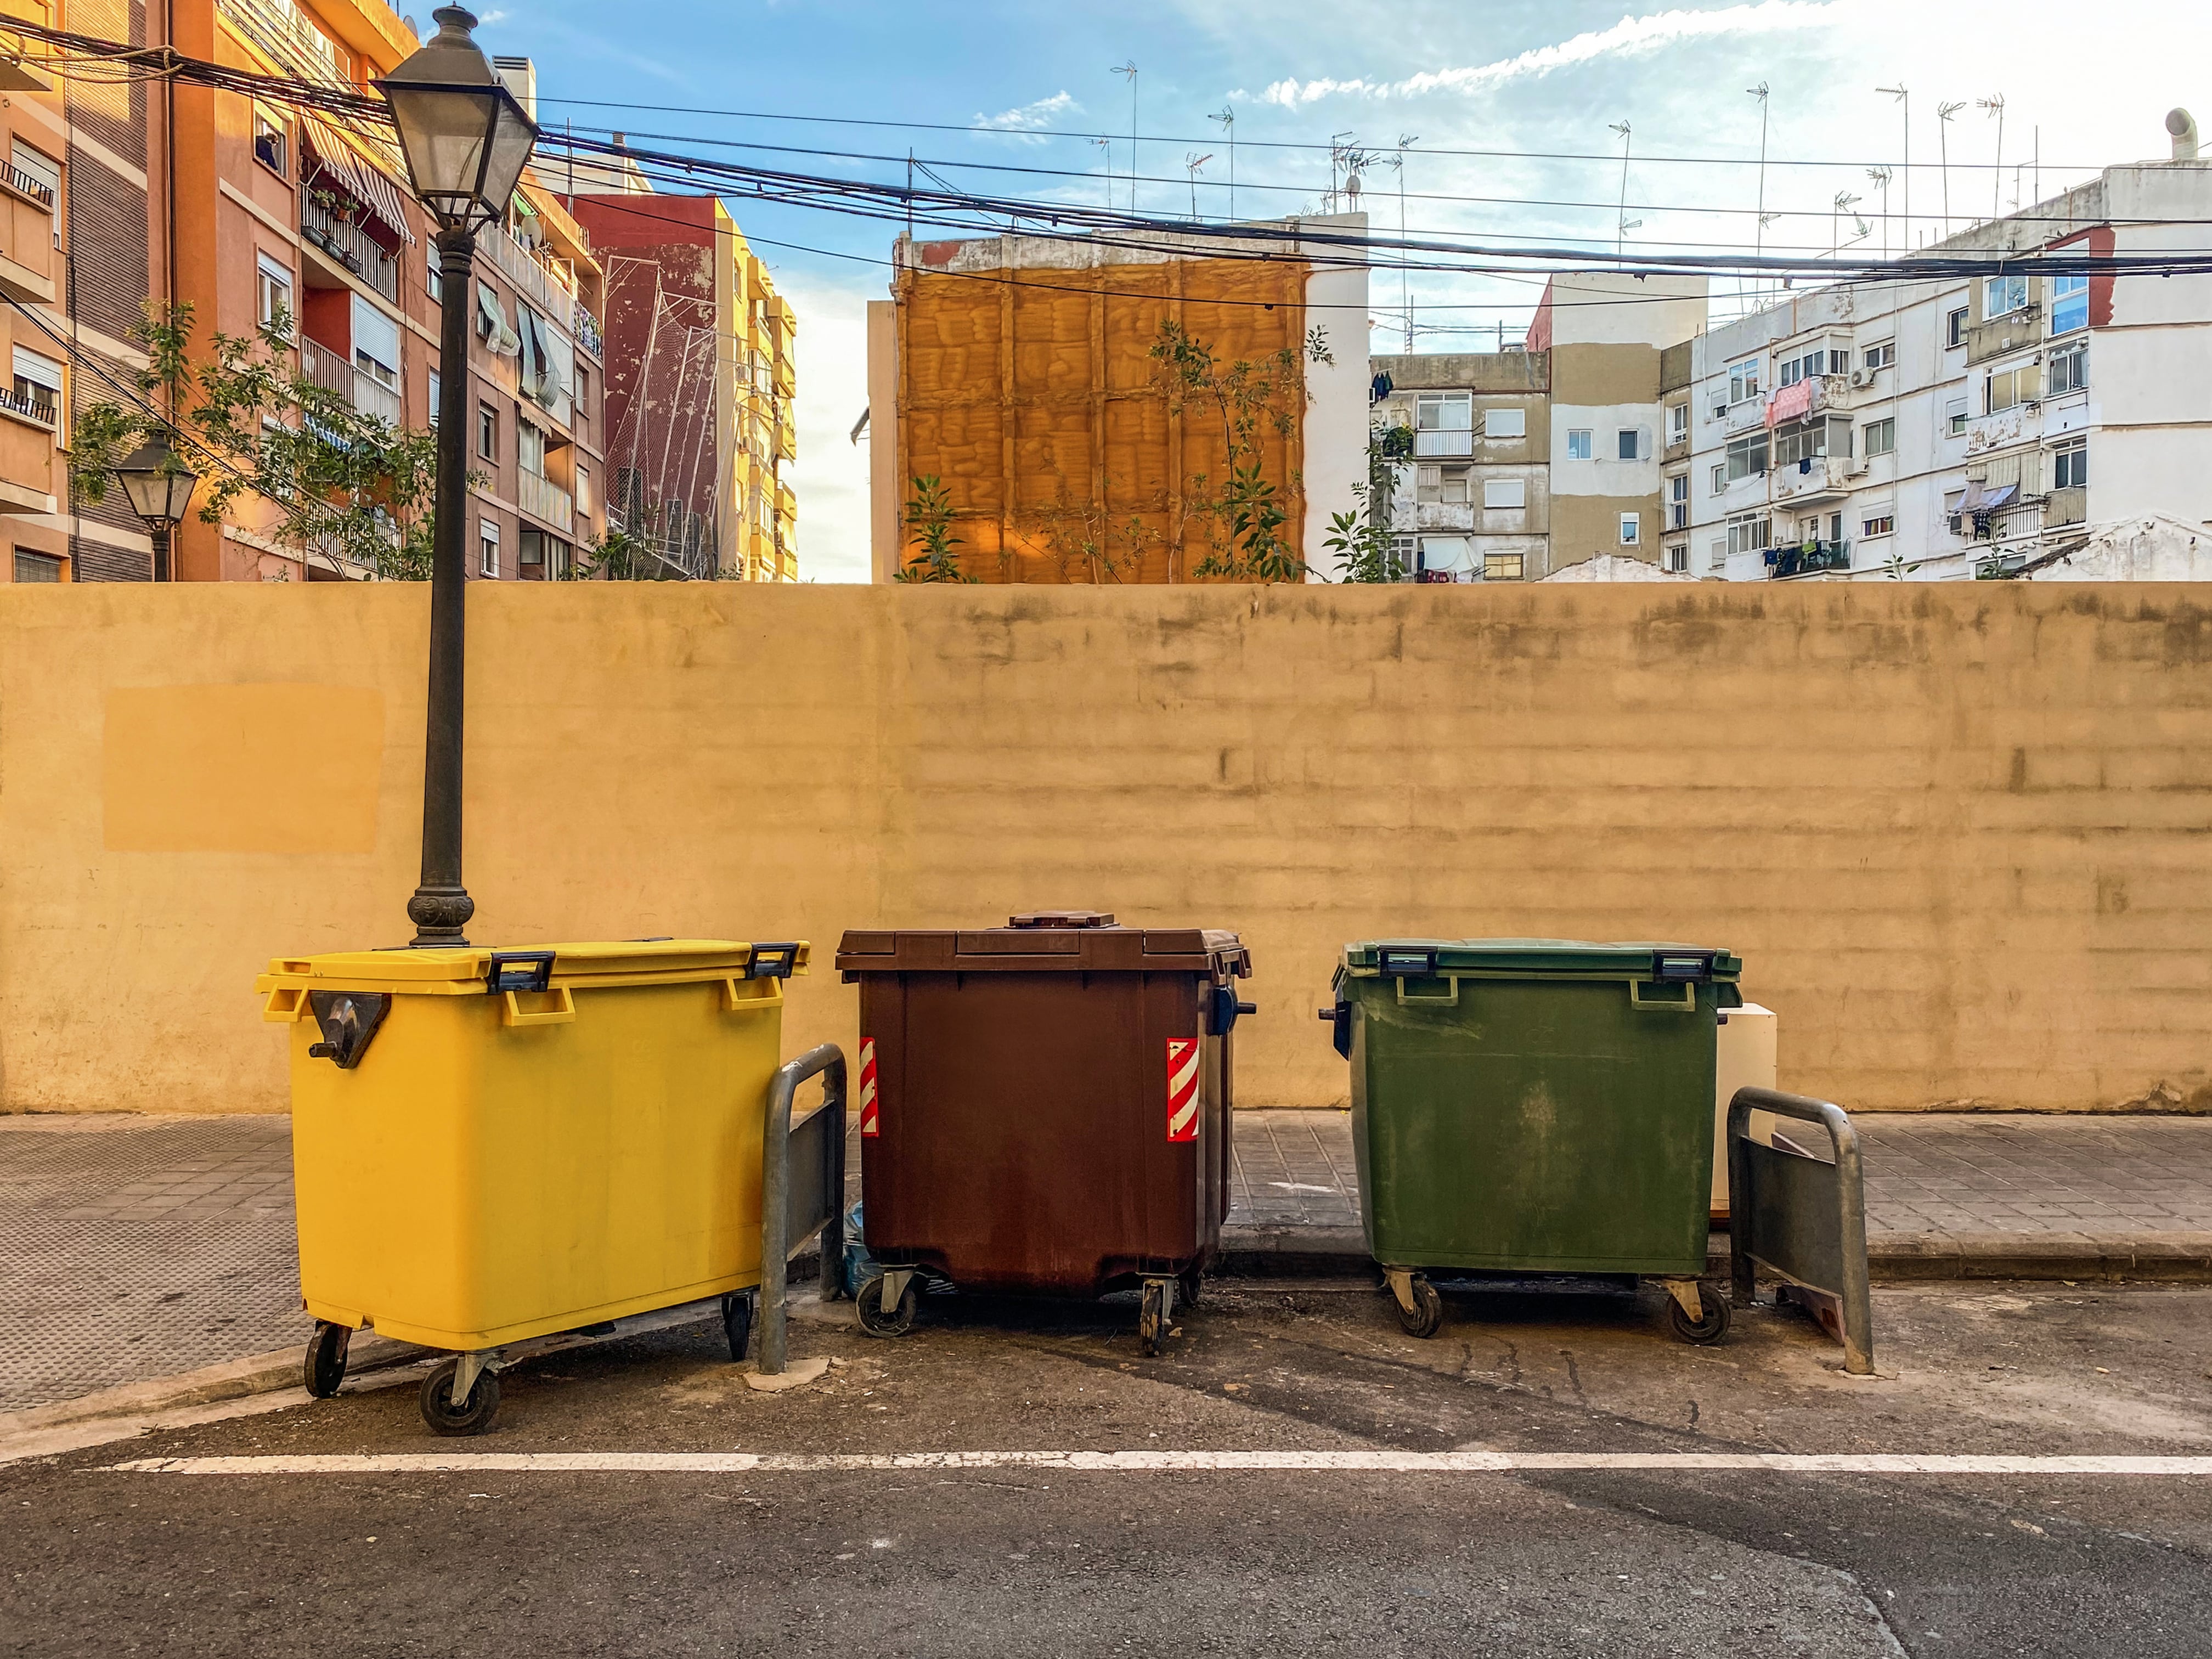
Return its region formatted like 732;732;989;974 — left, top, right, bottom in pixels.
7;1279;2210;1657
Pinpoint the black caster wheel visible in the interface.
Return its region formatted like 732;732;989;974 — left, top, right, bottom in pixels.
1178;1268;1204;1310
303;1321;351;1400
855;1274;919;1338
1395;1276;1445;1339
1138;1278;1172;1357
721;1291;754;1362
1667;1286;1733;1346
419;1358;501;1436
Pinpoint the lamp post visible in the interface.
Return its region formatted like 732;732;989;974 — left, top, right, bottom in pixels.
375;5;537;947
111;432;199;581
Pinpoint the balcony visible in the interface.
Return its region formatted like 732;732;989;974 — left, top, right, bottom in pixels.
486;227;579;331
2047;484;2087;529
301;197;399;304
1767;540;1852;579
0;381;56;428
1770;455;1855;505
1413;428;1475;459
517;469;574;533
1964;303;2042;367
301;337;402;426
1965;404;2040;455
574;301;603;361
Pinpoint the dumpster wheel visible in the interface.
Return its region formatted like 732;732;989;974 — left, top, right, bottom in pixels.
1386;1272;1445;1339
721;1291;754;1362
1138;1278;1175;1356
420;1357;502;1436
1662;1279;1733;1346
855;1272;919;1339
302;1321;351;1400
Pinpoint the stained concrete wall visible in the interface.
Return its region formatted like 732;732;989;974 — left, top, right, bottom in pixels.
3;582;2209;1116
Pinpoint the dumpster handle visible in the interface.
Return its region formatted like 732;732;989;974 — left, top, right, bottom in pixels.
1627;980;1698;1012
1394;975;1460;1007
758;1042;848;1377
262;986;315;1023
1727;1085;1874;1376
500;986;576;1028
720;978;783;1014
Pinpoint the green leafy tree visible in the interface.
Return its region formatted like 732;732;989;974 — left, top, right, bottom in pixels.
1324;422;1408;583
564;527;673;580
68;302;445;580
1148;317;1328;583
893;475;977;583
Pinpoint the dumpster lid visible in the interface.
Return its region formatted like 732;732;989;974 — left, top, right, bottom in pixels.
836;923;1248;978
257;938;809;994
1339;938;1741;983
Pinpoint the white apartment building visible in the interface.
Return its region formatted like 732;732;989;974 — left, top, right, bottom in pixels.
1369;351;1551;582
1672;132;2212;581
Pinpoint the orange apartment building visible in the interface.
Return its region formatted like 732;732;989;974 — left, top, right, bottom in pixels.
0;0;605;584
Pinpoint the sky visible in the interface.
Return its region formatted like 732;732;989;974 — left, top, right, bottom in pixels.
473;1;2212;582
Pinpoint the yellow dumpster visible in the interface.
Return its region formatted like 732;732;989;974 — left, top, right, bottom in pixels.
257;938;804;1434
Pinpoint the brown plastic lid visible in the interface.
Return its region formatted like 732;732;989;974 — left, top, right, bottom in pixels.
837;920;1249;979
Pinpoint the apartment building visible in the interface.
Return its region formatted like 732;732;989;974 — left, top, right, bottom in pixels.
0;31;69;584
566;184;800;580
0;0;607;585
1368;349;1550;581
866;218;1368;583
1676;123;2212;581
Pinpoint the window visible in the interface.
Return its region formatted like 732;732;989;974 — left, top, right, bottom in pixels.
427;261;443;304
252;111;286;177
478;517;500;577
1945;397;1969;438
574;362;590;424
1830;349;1849;375
1863;340;1895;371
1946;306;1969;348
1482;477;1525;510
1863;417;1896;457
427;370;440;427
1728;359;1761;403
1415;464;1442;503
1440;469;1469;505
518;421;546;478
1618;512;1640;546
1664;544;1689;574
2051;273;2090;336
1986;363;2041;414
575;463;592;518
1709;462;1726;493
477;403;498;461
1565;428;1593;461
1667;472;1689;529
8;139;58;206
2050;339;2087;394
1984;273;2029;320
1708;538;1728;571
1482;551;1524;582
520;526;546;576
1482;406;1525;439
1777;347;1831;387
10;345;60;424
351;295;399;391
1666;402;1688;446
1861;513;1895;538
255;251;292;333
1725;432;1768;481
549;539;573;580
1415;392;1472;431
13;549;63;582
1773;420;1828;470
1616;427;1641;461
1726;513;1770;557
2053;437;2088;490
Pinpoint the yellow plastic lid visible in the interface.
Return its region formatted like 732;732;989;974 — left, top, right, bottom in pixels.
257;938;808;994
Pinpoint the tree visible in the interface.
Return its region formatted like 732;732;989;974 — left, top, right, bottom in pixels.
68;302;445;580
1148;317;1329;583
893;475;977;583
1323;422;1408;583
564;527;674;580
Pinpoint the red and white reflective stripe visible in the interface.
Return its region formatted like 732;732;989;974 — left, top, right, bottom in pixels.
857;1038;879;1138
1166;1038;1200;1142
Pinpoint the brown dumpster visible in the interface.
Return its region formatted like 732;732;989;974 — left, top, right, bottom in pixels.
834;912;1253;1354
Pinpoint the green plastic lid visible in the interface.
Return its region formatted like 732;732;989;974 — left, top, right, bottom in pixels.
1340;938;1742;983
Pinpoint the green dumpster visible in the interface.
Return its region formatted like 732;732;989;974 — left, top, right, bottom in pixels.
1325;939;1743;1345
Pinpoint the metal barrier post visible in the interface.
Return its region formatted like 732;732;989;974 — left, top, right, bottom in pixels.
758;1043;848;1376
1727;1085;1875;1376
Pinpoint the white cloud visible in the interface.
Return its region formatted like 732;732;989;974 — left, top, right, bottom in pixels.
1252;1;1841;106
974;91;1080;144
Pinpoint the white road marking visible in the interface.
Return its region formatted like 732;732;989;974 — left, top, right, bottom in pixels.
105;1451;2212;1476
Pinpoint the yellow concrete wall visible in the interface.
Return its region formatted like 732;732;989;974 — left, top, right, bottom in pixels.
3;581;2208;1116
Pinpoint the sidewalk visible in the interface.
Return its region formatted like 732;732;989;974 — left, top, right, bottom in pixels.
5;1108;2212;1413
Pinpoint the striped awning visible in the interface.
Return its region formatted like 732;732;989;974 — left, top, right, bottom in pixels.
301;120;417;247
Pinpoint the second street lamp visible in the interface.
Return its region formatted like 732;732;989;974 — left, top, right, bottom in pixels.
111;433;200;582
375;5;537;947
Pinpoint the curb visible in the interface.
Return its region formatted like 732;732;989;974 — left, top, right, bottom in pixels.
0;1333;424;1443
1215;1228;2212;1284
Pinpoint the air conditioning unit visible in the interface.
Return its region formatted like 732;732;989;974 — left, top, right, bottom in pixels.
1848;368;1874;388
1841;460;1869;479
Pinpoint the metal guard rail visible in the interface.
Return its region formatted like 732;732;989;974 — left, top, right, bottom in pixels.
1726;1085;1875;1376
757;1042;848;1375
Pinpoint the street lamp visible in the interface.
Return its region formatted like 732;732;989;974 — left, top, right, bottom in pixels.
375;5;537;947
111;432;199;581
